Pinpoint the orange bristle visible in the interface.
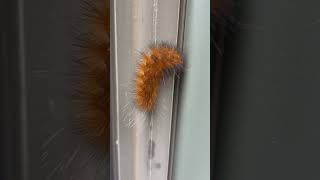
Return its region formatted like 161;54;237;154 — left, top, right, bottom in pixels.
134;44;182;111
72;0;109;158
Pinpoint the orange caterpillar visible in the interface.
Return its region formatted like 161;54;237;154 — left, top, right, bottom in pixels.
134;43;183;112
72;0;109;159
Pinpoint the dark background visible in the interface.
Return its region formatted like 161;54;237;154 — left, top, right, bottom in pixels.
1;0;109;179
4;0;320;179
214;0;320;180
1;0;24;179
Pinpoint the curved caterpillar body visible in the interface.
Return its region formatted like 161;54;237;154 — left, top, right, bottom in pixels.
133;43;183;112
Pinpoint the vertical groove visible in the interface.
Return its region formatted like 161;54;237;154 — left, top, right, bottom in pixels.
17;0;28;179
110;0;120;179
168;0;187;179
149;0;159;179
152;0;158;43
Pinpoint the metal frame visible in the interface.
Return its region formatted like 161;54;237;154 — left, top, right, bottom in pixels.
110;0;187;179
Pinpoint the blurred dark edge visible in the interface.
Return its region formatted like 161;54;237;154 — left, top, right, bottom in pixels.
212;0;238;177
0;0;26;179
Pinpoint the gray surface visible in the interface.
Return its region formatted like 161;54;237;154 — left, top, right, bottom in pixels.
215;1;320;180
110;0;183;179
172;0;210;179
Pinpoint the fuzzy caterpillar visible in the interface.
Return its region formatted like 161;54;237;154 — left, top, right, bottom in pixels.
133;43;183;112
71;0;109;161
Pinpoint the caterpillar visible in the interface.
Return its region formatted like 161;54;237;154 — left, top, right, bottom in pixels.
71;0;109;165
133;43;183;112
70;0;183;178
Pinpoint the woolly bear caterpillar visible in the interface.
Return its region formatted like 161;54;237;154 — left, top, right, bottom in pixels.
71;0;109;166
109;0;186;179
133;43;183;112
113;41;184;180
117;42;184;134
38;0;110;179
71;1;183;180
